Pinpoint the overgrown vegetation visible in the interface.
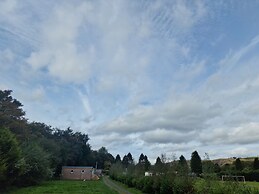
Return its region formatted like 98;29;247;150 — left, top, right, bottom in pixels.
109;152;259;194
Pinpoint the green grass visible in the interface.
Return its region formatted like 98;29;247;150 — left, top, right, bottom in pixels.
194;179;259;193
9;179;118;194
109;179;143;194
246;181;259;190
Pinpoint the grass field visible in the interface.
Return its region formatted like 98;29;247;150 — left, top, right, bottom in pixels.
194;179;259;193
9;179;118;194
246;181;259;190
108;178;143;194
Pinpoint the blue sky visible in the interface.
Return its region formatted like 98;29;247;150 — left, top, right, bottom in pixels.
1;0;259;162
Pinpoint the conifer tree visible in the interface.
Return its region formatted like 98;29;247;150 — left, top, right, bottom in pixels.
191;151;202;175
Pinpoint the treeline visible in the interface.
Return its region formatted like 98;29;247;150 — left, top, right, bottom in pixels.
0;90;114;190
110;151;259;194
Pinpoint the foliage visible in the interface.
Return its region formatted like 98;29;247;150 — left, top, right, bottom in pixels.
122;153;134;168
253;158;259;170
178;155;189;175
235;158;244;171
194;178;257;194
115;154;121;163
0;128;24;189
17;142;52;186
191;151;202;176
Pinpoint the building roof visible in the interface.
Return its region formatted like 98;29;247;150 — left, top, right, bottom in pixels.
62;166;94;169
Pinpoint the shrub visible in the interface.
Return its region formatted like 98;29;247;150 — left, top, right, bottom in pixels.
142;176;154;193
160;177;173;194
0;128;24;190
17;142;52;186
173;176;194;194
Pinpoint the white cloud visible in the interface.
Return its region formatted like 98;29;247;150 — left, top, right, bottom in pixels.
0;0;18;21
200;122;259;145
97;96;221;135
171;0;207;31
142;128;196;144
3;0;259;160
26;1;94;83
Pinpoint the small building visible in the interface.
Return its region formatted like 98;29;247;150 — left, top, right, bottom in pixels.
61;166;95;180
145;171;153;176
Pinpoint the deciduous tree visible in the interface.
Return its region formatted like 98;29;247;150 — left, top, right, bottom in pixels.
0;128;24;189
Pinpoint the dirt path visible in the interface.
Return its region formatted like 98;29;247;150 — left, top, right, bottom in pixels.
103;176;132;194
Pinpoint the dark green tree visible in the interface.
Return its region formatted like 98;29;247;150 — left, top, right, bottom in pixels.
144;155;151;171
178;155;188;175
138;153;145;164
235;158;243;171
0;90;27;140
0;128;24;189
154;156;164;173
127;152;133;165
253;158;259;170
155;156;162;166
0;90;25;121
18;142;51;186
122;155;129;168
115;154;121;163
191;151;202;176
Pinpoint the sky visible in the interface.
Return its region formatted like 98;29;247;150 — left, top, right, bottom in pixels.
1;0;259;163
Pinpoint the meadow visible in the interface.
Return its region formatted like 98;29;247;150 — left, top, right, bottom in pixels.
8;179;117;194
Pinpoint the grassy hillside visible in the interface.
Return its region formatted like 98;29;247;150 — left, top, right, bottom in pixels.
9;179;117;194
212;157;258;166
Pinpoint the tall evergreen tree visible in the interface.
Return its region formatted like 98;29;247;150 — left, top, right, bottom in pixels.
122;155;129;168
253;157;259;170
138;153;145;164
127;152;133;165
115;154;121;163
144;155;151;171
191;151;202;176
178;155;188;174
155;156;162;166
235;158;243;171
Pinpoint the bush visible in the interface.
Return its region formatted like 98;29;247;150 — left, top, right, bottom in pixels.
142;176;154;193
0;128;24;190
195;178;257;194
173;176;194;194
17;142;52;186
160;177;173;194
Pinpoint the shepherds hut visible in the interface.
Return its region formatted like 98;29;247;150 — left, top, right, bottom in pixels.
61;166;97;180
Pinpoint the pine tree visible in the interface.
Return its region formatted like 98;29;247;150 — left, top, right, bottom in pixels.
235;158;243;171
178;155;188;174
191;151;202;176
155;157;162;166
144;155;151;171
122;155;129;168
138;153;145;164
253;158;259;170
115;154;121;163
127;152;133;164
